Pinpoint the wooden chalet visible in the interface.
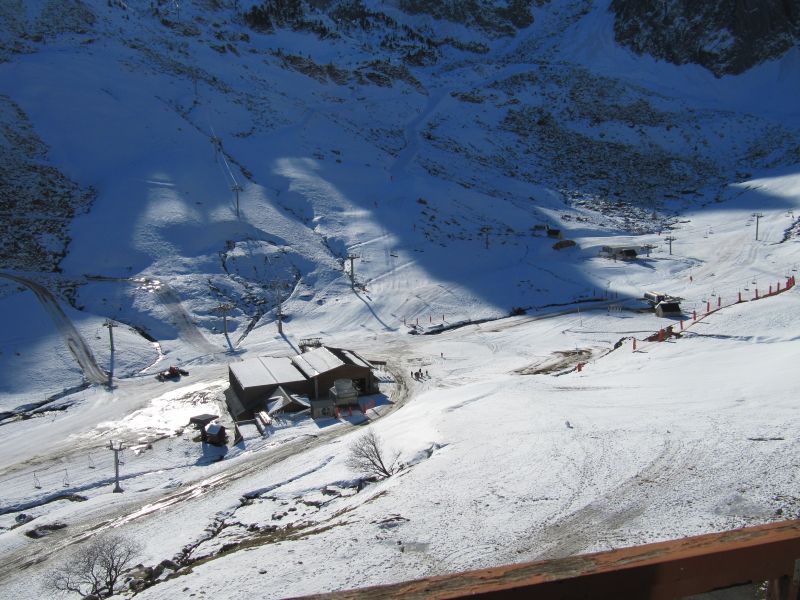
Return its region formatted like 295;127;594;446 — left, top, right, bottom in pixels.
227;346;378;419
228;356;308;417
291;346;378;400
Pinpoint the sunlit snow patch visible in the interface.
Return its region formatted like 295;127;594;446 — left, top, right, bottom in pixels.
96;380;228;437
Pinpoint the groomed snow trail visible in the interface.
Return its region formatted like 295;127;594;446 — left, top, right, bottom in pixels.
0;273;108;385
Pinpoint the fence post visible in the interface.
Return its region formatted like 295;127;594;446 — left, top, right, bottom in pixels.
738;291;742;303
706;301;710;313
718;296;722;308
632;338;637;352
693;310;697;321
755;289;759;299
679;320;683;331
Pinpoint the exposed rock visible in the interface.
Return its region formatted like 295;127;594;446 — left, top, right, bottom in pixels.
0;96;96;272
398;0;535;36
24;522;67;538
611;0;800;76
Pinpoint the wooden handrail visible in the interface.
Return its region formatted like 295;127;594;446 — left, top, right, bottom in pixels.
299;520;800;599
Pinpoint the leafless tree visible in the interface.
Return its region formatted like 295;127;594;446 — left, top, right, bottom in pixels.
43;534;142;598
346;428;401;479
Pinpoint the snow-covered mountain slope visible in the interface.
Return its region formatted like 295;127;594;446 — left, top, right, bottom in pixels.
0;1;799;597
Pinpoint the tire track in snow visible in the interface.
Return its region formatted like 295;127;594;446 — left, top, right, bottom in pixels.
507;436;692;562
348;233;391;250
153;282;218;355
0;272;108;384
363;259;416;286
390;90;448;178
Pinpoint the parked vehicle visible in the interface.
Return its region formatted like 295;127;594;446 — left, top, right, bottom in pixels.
156;365;189;381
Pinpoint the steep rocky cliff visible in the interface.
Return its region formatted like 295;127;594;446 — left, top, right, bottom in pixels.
611;0;800;76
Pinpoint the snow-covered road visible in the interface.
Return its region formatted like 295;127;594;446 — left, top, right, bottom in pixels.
0;273;108;385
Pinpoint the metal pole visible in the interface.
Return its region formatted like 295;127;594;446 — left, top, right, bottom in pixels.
232;183;242;218
752;212;763;240
104;320;116;387
214;303;234;351
347;255;358;286
110;441;123;493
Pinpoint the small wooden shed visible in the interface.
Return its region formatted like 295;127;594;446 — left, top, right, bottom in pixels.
204;423;227;446
655;300;682;317
189;414;219;430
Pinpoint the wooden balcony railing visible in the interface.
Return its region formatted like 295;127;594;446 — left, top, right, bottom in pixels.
302;519;800;599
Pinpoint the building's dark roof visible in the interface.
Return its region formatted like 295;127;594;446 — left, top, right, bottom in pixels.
229;346;373;392
267;386;311;414
189;414;219;427
205;422;225;435
290;346;373;378
292;346;344;378
229;356;306;389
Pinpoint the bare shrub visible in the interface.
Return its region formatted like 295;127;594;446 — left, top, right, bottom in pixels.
43;534;142;598
346;428;401;479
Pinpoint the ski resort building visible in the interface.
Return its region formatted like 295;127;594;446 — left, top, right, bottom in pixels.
642;290;683;317
291;346;378;401
600;245;639;260
227;346;378;419
266;386;311;416
228;356;308;406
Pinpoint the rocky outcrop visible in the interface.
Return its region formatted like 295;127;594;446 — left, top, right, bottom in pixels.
0;96;95;272
611;0;800;76
398;0;535;37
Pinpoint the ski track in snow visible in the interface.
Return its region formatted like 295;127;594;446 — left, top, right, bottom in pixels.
0;2;799;598
0;273;108;385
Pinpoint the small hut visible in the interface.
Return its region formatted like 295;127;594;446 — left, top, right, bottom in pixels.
546;226;562;240
189;414;219;430
655;300;682;317
204;422;227;446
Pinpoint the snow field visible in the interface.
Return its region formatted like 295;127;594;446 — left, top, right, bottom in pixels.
0;0;799;597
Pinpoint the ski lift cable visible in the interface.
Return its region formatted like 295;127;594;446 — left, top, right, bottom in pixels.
216;154;233;187
220;152;238;188
208;120;238;188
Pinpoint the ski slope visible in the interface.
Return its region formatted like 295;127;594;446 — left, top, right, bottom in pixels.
0;0;799;597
